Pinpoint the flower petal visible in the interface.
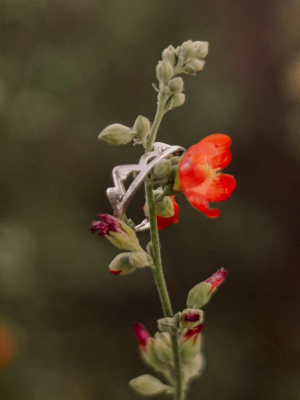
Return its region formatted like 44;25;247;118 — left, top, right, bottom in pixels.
183;189;220;218
185;134;232;170
205;174;236;202
179;154;207;190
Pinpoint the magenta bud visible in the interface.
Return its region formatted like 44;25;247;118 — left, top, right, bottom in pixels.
133;323;151;351
205;268;228;293
180;309;204;329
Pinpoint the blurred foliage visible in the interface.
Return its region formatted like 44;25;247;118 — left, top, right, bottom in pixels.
1;0;300;399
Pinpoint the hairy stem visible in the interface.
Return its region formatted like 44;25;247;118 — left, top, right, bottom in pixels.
146;92;165;152
144;94;184;400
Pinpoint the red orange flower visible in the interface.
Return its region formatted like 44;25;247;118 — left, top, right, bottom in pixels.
156;197;179;230
178;134;236;217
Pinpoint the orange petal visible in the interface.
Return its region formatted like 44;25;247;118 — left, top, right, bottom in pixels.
185;134;232;170
183;189;220;218
183;174;236;217
205;174;236;202
179;154;207;191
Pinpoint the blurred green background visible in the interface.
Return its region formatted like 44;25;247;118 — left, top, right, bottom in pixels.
1;0;300;399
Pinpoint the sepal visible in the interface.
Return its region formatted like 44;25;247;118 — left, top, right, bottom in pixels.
129;249;152;268
107;221;140;251
157;312;181;334
186;282;212;309
182;353;205;386
187;269;227;308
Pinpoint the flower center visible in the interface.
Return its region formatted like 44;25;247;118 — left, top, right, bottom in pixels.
197;164;217;180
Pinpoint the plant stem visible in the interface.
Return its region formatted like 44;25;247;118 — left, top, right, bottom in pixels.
146;93;165;152
144;94;184;400
145;183;173;317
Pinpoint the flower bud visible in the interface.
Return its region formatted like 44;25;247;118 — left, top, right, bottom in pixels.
133;323;164;370
98;123;136;146
156;60;173;85
168;77;184;93
187;269;227;308
153;332;173;363
133;322;151;350
152;159;171;180
162;45;177;67
180;309;204;329
129;249;150;268
180;325;203;364
155;196;175;218
109;252;136;275
107;220;140;251
194;41;209;59
129;375;173;396
182;353;205;385
183;59;205;75
170;155;181;166
133;115;151;145
171;93;185;109
181;40;195;61
186;282;212;309
91;214;139;251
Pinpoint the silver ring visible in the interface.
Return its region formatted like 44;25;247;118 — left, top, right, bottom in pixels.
106;142;185;231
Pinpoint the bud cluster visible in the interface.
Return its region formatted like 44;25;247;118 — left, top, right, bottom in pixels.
130;321;205;396
90;214;153;275
130;269;227;396
155;40;208;112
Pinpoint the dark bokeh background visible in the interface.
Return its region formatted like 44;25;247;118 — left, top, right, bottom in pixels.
1;0;300;399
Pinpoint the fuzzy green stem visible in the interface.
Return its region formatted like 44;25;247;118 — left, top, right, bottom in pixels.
145;183;183;400
145;93;184;400
146;93;166;152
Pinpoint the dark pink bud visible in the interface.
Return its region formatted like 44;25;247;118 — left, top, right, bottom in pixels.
90;214;122;236
205;268;227;292
183;324;204;343
133;323;151;350
184;311;201;322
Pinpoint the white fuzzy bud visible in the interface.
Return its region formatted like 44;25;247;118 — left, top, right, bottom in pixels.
194;41;209;59
133;115;151;145
156;60;173;85
129;375;173;396
183;59;205;75
162;45;177;67
168;77;184;93
152;159;171;180
171;93;185;109
109;252;136;275
98;123;136;146
181;40;195;61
